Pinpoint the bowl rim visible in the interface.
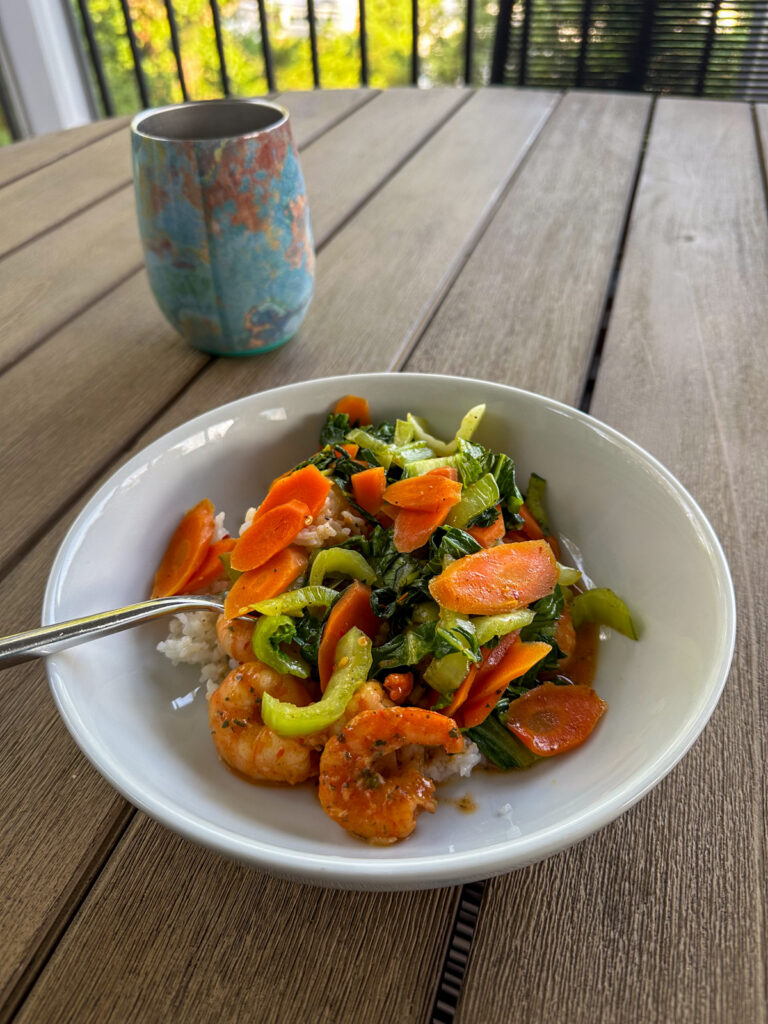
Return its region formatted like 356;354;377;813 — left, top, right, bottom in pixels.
43;372;736;888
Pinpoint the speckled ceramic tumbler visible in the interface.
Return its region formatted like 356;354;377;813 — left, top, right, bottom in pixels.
131;99;314;356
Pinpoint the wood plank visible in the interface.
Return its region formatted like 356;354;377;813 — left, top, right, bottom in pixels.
0;90;374;373
458;97;768;1024
407;90;651;403
0;118;129;189
124;87;560;437
302;86;471;244
0;92;374;258
276;87;379;147
0;89;482;565
13;817;457;1024
0;515;132;1016
1;130;133;259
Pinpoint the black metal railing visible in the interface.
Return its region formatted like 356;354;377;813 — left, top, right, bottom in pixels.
67;0;768;121
490;0;768;101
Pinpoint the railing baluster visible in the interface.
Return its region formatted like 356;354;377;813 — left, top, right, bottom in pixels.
75;0;114;116
464;0;474;84
208;0;231;96
575;0;592;87
628;0;658;91
518;0;532;86
307;0;321;88
411;0;419;85
697;0;722;96
164;0;189;101
0;68;22;140
358;0;369;86
117;0;150;108
490;0;514;84
256;0;276;92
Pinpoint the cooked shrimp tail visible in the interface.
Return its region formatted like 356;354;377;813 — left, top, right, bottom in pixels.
318;707;463;844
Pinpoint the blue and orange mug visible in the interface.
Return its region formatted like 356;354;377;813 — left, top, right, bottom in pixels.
131;99;314;356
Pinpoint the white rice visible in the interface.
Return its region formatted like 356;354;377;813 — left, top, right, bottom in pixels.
294;486;367;548
424;739;483;782
212;511;228;542
156;610;230;694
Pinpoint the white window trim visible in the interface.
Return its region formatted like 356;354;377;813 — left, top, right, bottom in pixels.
0;0;97;138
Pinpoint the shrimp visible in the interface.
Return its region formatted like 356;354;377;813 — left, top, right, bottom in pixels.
301;681;392;751
209;661;318;784
216;614;255;663
318;707;463;845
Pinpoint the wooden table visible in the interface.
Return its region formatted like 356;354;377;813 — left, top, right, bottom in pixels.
0;87;765;1024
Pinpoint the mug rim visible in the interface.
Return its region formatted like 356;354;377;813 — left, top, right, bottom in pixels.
130;98;289;143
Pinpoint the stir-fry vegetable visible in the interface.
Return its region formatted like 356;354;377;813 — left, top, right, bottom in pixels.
153;396;640;845
262;628;373;737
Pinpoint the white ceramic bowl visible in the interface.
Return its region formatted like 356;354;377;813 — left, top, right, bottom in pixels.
44;373;735;890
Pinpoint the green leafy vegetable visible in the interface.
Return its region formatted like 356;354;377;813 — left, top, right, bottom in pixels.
319;412;351;448
371;623;437;671
525;472;550;533
466;505;501;529
466;713;540;769
446;472;500;529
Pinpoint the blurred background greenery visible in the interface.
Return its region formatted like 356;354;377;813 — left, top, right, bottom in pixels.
70;0;498;114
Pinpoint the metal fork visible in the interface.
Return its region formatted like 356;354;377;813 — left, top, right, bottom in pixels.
0;595;228;669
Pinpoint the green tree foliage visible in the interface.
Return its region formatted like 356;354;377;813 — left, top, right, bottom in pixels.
70;0;500;115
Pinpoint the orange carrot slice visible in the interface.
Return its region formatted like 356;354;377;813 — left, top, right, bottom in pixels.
428;466;459;481
383;475;462;512
460;640;552;729
505;682;607;755
351;466;387;515
383;671;414;704
182;537;236;593
428;539;558;615
231;499;312;571
442;664;478;718
151;498;215;599
333;395;371;426
468;504;505;548
256;465;331;521
393;504;453;553
554;603;576;659
223;546;308;619
318;581;381;690
519;503;545;540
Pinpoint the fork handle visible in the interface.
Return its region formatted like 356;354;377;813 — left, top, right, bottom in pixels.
0;595;224;669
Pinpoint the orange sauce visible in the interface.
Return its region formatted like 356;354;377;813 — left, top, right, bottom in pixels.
444;794;477;814
557;622;600;687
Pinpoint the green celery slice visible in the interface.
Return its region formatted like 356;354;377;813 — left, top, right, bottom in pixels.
570;587;638;639
309;548;376;588
557;562;582;586
261;628;372;737
251;614;309;678
251;586;340;617
445;472;500;529
472;609;535;646
424;651;471;695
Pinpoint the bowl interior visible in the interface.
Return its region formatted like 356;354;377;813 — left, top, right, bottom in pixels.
45;374;734;888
